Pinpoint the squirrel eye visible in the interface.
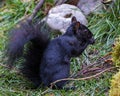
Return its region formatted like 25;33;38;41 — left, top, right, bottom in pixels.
69;41;74;46
84;29;88;33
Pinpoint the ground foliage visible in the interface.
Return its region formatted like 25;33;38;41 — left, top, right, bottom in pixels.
0;0;120;96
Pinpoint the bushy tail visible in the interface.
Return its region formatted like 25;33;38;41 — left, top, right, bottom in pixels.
7;20;50;87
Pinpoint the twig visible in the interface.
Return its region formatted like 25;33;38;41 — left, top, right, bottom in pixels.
0;63;20;74
102;52;112;58
76;62;100;77
82;67;102;74
0;63;9;68
41;88;52;95
28;0;45;21
50;67;116;88
77;52;113;77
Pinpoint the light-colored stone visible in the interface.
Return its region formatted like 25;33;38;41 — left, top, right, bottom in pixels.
53;0;115;15
43;4;87;33
77;0;103;15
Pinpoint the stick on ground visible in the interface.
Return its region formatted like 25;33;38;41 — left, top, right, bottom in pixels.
28;0;45;21
50;67;116;88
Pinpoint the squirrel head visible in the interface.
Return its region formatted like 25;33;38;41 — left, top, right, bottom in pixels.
71;16;95;45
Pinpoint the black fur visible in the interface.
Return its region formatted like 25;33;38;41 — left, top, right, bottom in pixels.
7;20;49;87
7;17;95;89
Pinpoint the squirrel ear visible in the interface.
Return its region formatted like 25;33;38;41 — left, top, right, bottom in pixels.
75;22;80;30
71;16;77;23
73;22;80;34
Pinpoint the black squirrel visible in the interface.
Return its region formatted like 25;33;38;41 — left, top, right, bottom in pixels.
7;16;95;89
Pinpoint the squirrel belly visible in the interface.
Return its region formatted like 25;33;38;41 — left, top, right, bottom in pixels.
7;17;95;89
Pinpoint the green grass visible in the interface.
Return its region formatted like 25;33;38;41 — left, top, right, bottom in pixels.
0;0;119;96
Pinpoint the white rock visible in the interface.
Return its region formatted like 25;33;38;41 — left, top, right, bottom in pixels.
43;4;87;33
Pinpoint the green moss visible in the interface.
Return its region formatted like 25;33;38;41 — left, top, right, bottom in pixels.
112;36;120;67
109;70;120;96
